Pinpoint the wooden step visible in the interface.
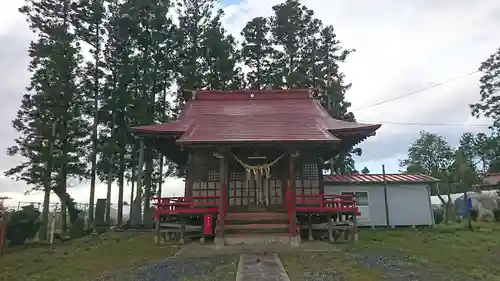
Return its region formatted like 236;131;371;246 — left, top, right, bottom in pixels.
226;212;288;221
226;223;289;230
224;223;289;235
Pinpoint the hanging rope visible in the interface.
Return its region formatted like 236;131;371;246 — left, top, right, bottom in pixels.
232;153;285;180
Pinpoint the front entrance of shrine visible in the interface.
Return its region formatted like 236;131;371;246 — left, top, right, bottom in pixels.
226;153;286;212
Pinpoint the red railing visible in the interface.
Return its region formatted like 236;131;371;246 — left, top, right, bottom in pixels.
153;196;219;219
295;194;360;215
285;182;295;234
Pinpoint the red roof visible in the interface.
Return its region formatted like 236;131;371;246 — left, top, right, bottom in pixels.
324;173;440;184
132;89;381;144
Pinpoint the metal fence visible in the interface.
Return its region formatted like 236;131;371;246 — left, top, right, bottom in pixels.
3;202;91;213
2;201;134;233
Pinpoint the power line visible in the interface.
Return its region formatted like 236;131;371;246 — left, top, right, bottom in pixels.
360;120;491;128
354;70;480;111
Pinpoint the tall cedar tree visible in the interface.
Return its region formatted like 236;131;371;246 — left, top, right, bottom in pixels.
240;17;274;89
148;0;177;200
7;0;88;237
172;0;241;180
76;0;106;229
174;0;215;110
97;0;138;224
130;0;178;222
202;10;243;90
253;0;358;172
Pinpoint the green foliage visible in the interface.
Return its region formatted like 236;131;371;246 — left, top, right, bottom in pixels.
69;216;86;239
457;131;500;175
6;206;42;247
469;47;500;175
7;0;365;234
469;209;479;221
399;131;485;195
399;131;454;178
493;209;500;222
471;47;500;127
361;167;370;174
239;0;358;173
433;209;444;224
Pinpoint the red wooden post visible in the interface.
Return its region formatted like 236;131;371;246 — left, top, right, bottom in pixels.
216;151;227;241
288;152;297;236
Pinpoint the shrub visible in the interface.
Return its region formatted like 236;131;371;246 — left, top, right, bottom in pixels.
433;209;444;224
493;209;500;222
5;205;42;247
69;216;86;239
469;209;479;221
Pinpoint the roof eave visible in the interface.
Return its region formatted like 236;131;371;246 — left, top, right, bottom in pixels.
176;139;341;146
324;180;440;185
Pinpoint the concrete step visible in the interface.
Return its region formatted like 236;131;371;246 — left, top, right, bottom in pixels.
226;223;289;230
236;254;290;281
225;233;293;245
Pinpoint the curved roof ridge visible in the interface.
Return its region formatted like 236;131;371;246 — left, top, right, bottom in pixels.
191;89;311;100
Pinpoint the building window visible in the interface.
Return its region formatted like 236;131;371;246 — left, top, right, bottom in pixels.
207;169;220;182
342;191;369;206
302;163;318;179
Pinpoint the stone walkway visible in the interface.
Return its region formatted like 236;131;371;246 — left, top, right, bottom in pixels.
172;241;340;281
236;253;290;281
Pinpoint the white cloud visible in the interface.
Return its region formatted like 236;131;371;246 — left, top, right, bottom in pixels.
0;1;24;34
217;0;499;167
1;0;500;203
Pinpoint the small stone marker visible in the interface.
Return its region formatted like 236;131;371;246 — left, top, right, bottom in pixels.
236;253;290;281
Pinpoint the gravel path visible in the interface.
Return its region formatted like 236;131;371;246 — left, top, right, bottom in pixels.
351;250;455;281
95;255;239;281
92;245;468;281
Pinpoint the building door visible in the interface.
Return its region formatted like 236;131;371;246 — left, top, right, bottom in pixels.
227;170;284;211
251;172;284;210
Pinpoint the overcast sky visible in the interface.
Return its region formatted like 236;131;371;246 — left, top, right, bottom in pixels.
0;0;498;206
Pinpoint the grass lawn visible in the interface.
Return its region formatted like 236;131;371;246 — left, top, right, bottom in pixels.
281;222;500;281
0;231;180;281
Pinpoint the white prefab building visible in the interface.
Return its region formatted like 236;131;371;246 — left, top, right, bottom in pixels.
323;174;439;227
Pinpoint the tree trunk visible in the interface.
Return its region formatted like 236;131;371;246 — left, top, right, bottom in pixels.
105;152;114;225
87;60;100;230
60;164;68;232
117;142;125;226
40;121;57;241
436;182;453;224
143;149;153;224
52;189;80;225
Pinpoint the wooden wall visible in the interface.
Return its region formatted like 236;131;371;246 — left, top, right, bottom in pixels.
184;149;323;207
295;161;321;203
